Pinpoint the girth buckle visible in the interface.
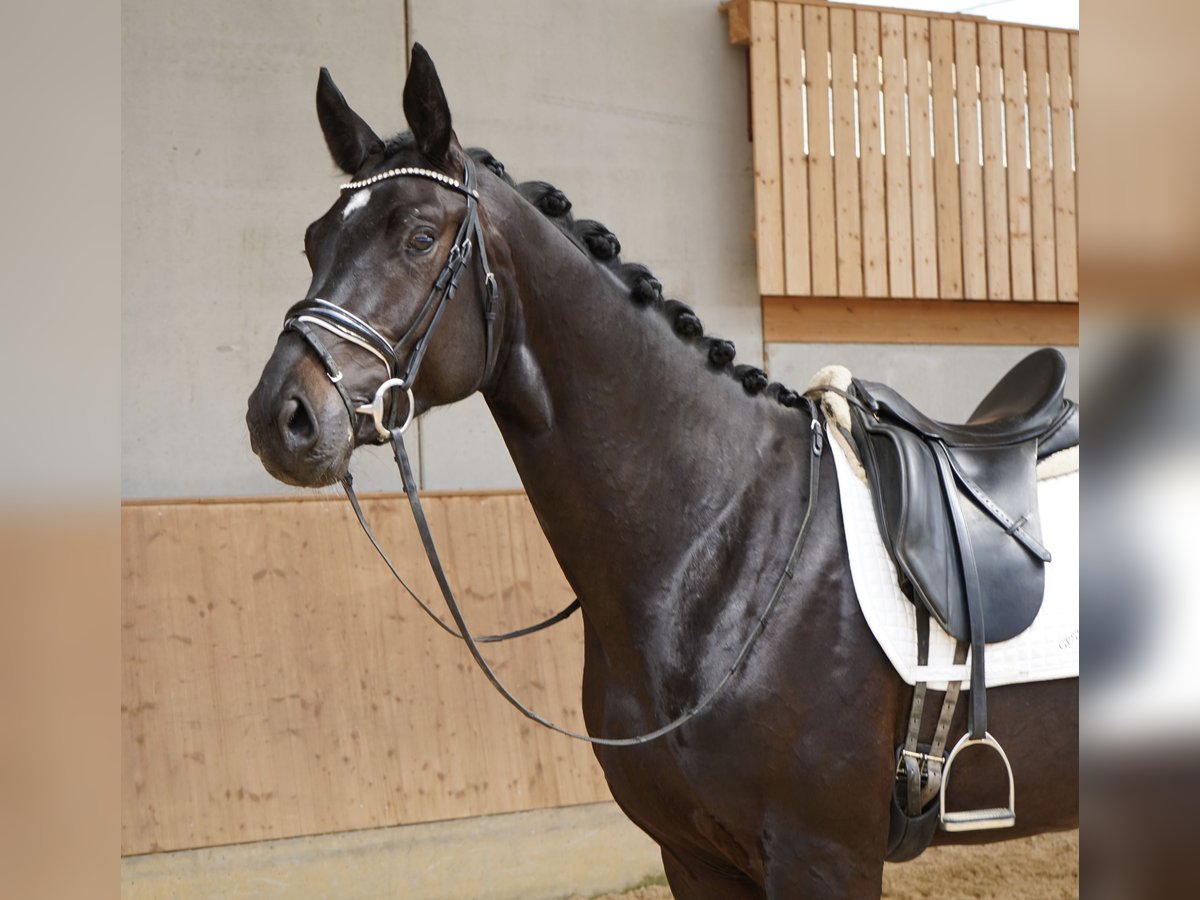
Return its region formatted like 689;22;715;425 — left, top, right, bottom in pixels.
356;377;416;441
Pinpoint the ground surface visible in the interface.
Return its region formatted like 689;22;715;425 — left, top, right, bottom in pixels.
577;830;1079;899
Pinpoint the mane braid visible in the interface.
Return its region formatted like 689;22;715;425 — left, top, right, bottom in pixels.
465;146;803;410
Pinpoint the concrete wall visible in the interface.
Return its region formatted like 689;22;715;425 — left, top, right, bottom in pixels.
122;0;1078;499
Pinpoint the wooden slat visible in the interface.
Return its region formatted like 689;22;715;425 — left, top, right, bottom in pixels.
1069;32;1079;173
762;295;1078;344
777;3;811;294
1048;31;1078;302
856;10;888;297
955;21;987;301
906;16;938;298
881;12;913;297
978;23;1010;300
1003;26;1034;300
750;1;785;295
122;495;609;855
805;5;838;295
830;7;863;296
1025;29;1056;301
930;18;962;299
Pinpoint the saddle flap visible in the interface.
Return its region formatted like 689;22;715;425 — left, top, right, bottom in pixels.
850;403;1047;644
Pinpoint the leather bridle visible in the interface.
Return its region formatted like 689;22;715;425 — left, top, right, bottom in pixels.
284;157;500;443
280;154;828;746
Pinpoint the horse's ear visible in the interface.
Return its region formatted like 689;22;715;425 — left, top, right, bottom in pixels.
403;43;454;163
316;68;385;175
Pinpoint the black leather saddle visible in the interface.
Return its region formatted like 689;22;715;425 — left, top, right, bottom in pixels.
815;348;1079;856
850;348;1078;644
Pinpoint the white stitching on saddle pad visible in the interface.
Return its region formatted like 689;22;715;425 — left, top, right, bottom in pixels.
828;427;1080;689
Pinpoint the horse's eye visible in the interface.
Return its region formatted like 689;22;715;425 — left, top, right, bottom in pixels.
407;232;436;253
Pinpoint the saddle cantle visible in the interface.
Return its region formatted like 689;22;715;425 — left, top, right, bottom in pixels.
811;348;1079;859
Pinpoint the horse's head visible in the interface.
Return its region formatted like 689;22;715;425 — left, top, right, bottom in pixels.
247;45;499;487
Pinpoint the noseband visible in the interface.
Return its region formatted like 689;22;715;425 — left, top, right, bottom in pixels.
283;155;499;442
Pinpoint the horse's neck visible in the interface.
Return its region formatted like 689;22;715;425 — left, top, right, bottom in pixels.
482;197;812;665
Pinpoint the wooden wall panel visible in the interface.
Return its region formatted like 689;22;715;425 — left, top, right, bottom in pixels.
804;5;838;295
906;15;938;298
856;10;888;297
1049;31;1078;301
931;18;963;299
978;23;1010;300
750;1;785;294
955;21;988;301
778;3;811;295
724;1;1079;327
830;7;863;296
1025;29;1056;301
1003;26;1034;300
882;12;914;297
122;494;610;856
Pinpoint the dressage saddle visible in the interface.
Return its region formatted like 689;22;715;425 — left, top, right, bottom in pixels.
816;348;1078;859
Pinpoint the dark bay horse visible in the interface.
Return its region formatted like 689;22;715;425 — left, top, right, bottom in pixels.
246;45;1077;898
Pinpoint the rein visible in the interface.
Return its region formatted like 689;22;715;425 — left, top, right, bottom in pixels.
283;155;827;745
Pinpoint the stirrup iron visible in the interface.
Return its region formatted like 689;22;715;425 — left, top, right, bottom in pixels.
939;731;1016;832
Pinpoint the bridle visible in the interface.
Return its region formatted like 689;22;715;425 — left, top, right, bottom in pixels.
280;153;828;746
284;156;499;443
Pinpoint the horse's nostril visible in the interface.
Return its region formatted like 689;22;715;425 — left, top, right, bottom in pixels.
278;395;319;453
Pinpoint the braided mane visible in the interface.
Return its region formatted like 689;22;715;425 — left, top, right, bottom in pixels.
396;145;796;409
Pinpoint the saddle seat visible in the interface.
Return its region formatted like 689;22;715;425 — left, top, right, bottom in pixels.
856;348;1079;454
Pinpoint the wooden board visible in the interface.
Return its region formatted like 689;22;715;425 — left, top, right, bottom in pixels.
906;15;938;298
856;10;889;297
1002;26;1034;300
1025;29;1057;302
930;18;962;299
778;2;812;295
762;295;1078;344
830;6;863;296
978;23;1010;300
122;494;611;855
750;0;785;294
729;3;1077;308
881;12;913;297
955;21;988;301
1048;31;1078;302
804;5;838;295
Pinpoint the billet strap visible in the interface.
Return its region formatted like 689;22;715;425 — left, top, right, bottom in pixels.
375;405;826;746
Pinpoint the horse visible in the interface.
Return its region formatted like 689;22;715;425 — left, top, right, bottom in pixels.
246;44;1078;898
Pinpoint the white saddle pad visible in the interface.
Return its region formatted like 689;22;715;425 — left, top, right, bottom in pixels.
828;427;1079;690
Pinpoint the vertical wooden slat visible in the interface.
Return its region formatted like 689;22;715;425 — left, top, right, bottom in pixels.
955;21;987;300
1025;29;1056;301
1069;32;1079;173
930;19;962;299
906;16;938;298
1003;26;1033;300
805;5;838;295
749;1;784;295
830;7;862;296
881;12;913;298
978;23;1010;300
1049;31;1078;301
856;10;888;297
777;4;811;294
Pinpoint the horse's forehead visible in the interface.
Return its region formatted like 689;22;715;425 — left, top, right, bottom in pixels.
341;188;372;220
